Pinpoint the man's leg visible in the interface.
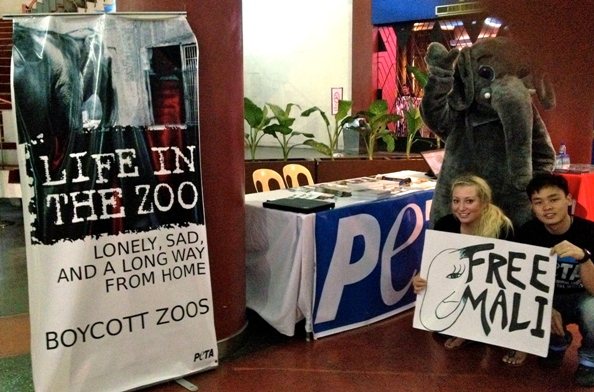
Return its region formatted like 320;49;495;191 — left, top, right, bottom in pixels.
540;293;575;368
540;329;573;369
575;294;594;387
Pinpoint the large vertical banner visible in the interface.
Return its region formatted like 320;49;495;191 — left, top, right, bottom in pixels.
11;14;218;391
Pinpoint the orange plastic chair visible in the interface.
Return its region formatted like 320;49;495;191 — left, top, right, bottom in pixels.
252;168;286;192
282;164;314;188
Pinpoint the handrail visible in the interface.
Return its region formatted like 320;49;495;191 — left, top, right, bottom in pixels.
5;12;188;19
0;97;11;105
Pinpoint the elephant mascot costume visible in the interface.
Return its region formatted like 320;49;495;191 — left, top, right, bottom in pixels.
420;37;556;228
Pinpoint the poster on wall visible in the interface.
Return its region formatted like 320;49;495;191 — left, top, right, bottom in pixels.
11;14;218;391
413;230;556;356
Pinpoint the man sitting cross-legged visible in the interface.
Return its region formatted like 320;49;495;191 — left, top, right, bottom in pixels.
515;173;594;387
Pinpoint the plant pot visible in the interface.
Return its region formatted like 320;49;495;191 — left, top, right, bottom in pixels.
315;156;429;183
245;154;431;193
376;136;441;154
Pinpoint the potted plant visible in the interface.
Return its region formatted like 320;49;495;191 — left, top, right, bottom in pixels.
243;99;319;193
403;66;433;158
311;96;433;184
349;99;401;160
244;97;273;161
264;102;318;161
402;100;423;159
300;100;356;160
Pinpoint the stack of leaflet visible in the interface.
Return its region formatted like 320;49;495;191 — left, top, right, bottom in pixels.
349;187;392;200
313;183;352;197
337;177;403;200
380;171;437;190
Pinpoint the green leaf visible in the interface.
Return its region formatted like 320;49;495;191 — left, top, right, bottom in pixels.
368;100;389;116
370;113;400;129
259;106;272;128
303;139;333;156
266;103;286;120
302;106;330;128
335;100;352;121
294;132;316;138
285;103;301;115
381;134;396;152
268;103;300;127
405;107;423;134
407;65;428;88
244;97;264;127
301;107;317;116
339;115;356;127
263;123;292;136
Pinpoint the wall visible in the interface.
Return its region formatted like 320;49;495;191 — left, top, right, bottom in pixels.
483;0;594;164
0;2;21;14
243;0;352;150
351;0;594;164
352;0;373;113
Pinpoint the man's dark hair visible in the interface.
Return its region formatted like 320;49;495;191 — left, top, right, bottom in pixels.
526;173;569;199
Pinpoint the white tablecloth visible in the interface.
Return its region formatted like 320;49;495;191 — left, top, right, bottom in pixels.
246;189;316;335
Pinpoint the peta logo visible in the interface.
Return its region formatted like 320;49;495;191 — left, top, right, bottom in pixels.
194;348;215;362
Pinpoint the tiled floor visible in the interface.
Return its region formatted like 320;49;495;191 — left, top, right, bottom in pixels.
0;198;27;317
1;195;592;392
0;198;33;391
141;312;586;392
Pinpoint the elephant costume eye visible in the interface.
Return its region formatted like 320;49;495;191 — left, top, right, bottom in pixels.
478;65;495;81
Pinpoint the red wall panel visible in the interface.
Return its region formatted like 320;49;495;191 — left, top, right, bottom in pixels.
117;0;246;342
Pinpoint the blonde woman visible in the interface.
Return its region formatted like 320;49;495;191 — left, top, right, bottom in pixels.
413;174;526;366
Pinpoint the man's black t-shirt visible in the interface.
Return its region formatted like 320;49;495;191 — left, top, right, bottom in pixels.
516;216;594;292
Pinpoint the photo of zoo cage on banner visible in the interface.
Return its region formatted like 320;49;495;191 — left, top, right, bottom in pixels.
7;12;218;392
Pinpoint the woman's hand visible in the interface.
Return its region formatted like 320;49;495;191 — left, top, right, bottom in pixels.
412;274;427;294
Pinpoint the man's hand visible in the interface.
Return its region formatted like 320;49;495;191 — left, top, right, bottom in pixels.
551;240;586;260
551;308;564;336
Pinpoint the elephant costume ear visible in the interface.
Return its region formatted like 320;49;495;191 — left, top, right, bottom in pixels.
449;47;473;110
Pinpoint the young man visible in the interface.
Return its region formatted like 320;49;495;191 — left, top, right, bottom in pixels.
516;173;594;387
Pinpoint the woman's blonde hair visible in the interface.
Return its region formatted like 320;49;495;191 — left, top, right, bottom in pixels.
450;174;513;238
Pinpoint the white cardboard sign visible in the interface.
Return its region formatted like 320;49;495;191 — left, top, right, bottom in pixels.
413;230;557;357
